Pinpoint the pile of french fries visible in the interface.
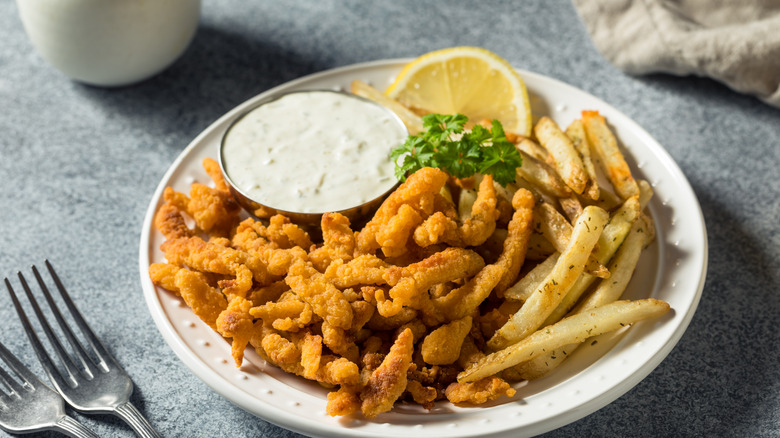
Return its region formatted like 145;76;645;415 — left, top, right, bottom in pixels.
353;80;670;383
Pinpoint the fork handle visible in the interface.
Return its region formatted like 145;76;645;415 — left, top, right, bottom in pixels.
55;415;101;438
114;401;162;438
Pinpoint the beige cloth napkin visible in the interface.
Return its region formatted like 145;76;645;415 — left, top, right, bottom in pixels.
573;0;780;107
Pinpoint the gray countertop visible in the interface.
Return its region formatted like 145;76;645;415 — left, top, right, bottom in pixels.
1;1;778;437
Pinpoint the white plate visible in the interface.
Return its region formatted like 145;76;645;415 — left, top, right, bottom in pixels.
138;59;707;438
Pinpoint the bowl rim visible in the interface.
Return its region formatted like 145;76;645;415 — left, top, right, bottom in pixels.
217;88;407;224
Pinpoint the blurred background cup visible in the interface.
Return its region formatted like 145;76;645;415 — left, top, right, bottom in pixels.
16;0;201;87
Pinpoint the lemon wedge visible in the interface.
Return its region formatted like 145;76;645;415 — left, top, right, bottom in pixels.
385;46;532;136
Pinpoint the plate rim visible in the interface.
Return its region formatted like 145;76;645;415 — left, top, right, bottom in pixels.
138;58;708;438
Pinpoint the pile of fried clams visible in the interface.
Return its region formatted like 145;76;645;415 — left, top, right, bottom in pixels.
149;158;536;418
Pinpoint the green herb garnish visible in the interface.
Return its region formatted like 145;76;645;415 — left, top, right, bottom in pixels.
390;113;522;186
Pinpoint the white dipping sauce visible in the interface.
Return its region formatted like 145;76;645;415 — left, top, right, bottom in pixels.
221;91;407;214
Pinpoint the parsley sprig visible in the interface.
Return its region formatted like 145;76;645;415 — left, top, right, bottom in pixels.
390;114;522;186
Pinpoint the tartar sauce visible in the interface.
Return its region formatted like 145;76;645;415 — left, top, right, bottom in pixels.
221;91;407;214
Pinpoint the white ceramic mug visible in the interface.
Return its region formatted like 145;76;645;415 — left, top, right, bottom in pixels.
16;0;201;87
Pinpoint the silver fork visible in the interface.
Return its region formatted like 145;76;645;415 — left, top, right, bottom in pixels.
0;340;99;437
5;260;161;438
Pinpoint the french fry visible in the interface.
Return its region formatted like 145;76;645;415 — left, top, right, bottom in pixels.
488;206;609;350
525;231;556;260
515;149;572;198
504;252;559;302
534;116;588;195
515;138;550;162
581;110;639;200
506;343;575;381
458;299;671;382
565;119;600;201
350;80;424;134
558;195;584;223
534;202;609;278
514;215;653;380
637;179;653;209
572;216;650;313
540;196;641;326
586;185;623;211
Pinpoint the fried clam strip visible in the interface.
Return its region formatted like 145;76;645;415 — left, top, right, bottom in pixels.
285;260;353;330
324;254;391;289
445;376;516;405
534;202;609;278
309;212;357;271
160;158;241;236
458;299;670;382
232;214;313;253
231;218;308;277
421;316;473;365
513;216;653;380
254;326;360;388
413;175;500;247
249;291;313;332
534;116;588;195
162;183;240;237
380;247;485;317
494;188;535;295
260;214;314;249
321;319;361;364
581;110;639;200
202;157;231;192
359;328;414;418
432;190;535;322
216;296;256;365
154;202;195;240
148;263;227;330
488;206;609;350
160;236;271;300
357;167;448;257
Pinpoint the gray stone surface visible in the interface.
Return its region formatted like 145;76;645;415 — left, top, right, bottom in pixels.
1;0;778;437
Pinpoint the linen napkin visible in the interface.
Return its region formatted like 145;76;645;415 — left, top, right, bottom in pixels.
573;0;780;107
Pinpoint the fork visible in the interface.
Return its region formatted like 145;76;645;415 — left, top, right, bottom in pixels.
0;340;99;437
4;260;161;438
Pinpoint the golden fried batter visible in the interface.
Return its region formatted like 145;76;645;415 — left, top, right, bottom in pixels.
356;167;448;257
216;296;255;366
154;202;194;240
494;188;535;294
202;157;231;193
326;386;361;417
405;380;438;409
149;263;227;330
162;236;271;290
421;316;473;365
413;175;500;247
360;328;414;418
381;247;484;316
324;254;390;288
249;291;313;332
285;260;353;330
309;212;356;271
444;376;515;404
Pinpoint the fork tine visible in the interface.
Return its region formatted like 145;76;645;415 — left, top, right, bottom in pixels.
5;275;79;390
0;340;34;394
30;264;102;376
42;260;117;369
